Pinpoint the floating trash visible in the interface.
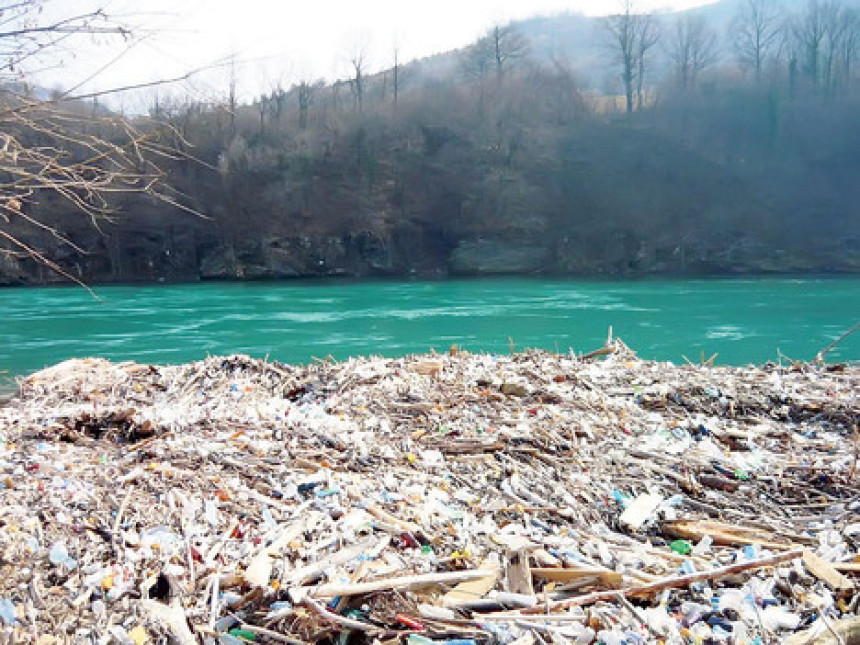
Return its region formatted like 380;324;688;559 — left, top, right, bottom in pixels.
0;345;857;642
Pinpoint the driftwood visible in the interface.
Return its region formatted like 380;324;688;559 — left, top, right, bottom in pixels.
0;348;857;643
522;549;806;613
815;322;860;364
292;569;498;601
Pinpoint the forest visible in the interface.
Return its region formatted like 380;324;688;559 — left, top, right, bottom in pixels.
2;0;860;284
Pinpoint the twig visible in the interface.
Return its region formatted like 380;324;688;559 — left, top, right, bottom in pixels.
239;623;312;645
300;598;382;634
819;610;847;645
581;346;615;361
815;323;860;364
616;592;664;641
849;425;859;485
111;489;133;536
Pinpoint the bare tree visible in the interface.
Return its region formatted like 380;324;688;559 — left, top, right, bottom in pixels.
669;14;719;89
460;35;494;117
392;45;400;112
462;23;530;83
256;93;267;136
820;1;859;92
603;0;660;113
227;54;238;138
635;13;660;109
389;43;414;114
347;45;369;113
838;7;860;88
532;58;585;124
461;33;495;82
269;81;288;124
0;1;191;283
487;23;530;81
731;0;784;84
296;79;323;130
603;3;638;113
792;0;829;87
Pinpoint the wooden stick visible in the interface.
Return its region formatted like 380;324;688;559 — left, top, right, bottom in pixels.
240;623;313;645
581;346;614;361
245;515;320;587
815;322;860;363
520;549;804;614
112;489;133;535
282;536;388;587
616;592;664;641
818;611;847;645
531;567;623;589
834;562;860;574
293;569;497;601
300;598;382;634
663;519;789;550
366;503;423;534
802;550;856;592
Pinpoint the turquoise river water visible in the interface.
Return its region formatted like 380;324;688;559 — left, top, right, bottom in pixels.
1;277;858;383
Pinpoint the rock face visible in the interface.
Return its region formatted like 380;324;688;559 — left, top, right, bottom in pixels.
0;252;26;285
3;218;858;285
198;233;398;280
448;239;550;275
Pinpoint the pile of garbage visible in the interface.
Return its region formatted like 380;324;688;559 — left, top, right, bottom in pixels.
0;342;858;644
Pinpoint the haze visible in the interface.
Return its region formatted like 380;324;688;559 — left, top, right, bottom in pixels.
40;0;717;100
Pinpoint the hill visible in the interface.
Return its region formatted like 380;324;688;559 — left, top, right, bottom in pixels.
2;0;860;284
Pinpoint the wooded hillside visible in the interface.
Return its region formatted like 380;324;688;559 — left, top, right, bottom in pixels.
3;0;860;284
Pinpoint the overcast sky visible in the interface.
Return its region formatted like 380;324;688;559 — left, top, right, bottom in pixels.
37;0;718;106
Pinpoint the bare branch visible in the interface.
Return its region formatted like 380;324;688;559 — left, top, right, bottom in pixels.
0;2;205;283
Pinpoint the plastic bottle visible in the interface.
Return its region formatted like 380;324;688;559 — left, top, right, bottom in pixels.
49;541;69;565
691;534;713;556
715;588;756;623
91;599;106;618
680;601;711;627
228;628;257;641
205;499;219;526
0;598;16;625
407;636;434;645
760;606;801;631
48;541;78;570
261;506;276;529
595;630;626;645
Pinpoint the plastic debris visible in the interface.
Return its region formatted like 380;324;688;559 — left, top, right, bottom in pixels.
0;344;857;643
0;598;16;626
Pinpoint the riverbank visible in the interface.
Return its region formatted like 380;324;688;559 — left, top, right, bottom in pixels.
0;344;858;643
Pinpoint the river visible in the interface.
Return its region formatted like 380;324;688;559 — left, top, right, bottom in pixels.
1;277;858;382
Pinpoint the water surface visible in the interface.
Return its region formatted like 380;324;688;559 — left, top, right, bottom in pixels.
1;277;858;382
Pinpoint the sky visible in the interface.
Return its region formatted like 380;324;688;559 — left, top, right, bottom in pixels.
33;0;719;107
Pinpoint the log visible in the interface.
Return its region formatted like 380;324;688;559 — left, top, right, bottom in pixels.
520;549;805;614
291;569;497;602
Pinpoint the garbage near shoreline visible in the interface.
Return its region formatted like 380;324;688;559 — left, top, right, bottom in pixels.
0;341;858;644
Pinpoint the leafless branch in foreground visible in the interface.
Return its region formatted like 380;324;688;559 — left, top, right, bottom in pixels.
0;1;203;280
